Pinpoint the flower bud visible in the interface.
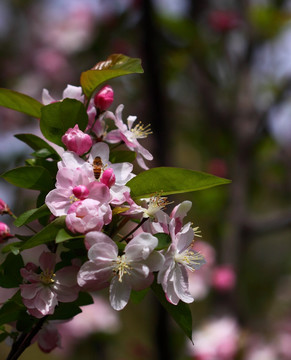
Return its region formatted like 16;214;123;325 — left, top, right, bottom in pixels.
73;185;89;200
94;85;114;111
100;168;116;188
62;124;92;156
0;199;11;215
0;222;13;242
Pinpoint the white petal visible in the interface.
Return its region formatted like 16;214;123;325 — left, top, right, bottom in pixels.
125;233;158;261
109;276;131;311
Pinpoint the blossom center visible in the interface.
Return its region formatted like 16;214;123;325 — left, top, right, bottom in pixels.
131;122;152;139
174;250;205;272
40;269;55;285
113;255;131;282
144;194;172;218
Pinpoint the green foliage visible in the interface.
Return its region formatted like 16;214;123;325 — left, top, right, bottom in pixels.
151;281;193;342
14;204;51;227
0;292;25;327
80;54;144;99
154;233;171;250
40;98;88;147
127;167;231;200
130;288;149;304
1;166;54;191
0;253;24;288
0;88;43;118
55;228;84;244
14;133;60;159
20;216;66;250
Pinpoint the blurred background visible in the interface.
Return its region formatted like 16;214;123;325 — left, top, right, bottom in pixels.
1;0;291;359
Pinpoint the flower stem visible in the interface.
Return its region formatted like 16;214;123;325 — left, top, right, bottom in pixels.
6;316;48;360
119;217;148;242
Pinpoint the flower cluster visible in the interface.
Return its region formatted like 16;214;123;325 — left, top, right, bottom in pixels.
0;56;230;357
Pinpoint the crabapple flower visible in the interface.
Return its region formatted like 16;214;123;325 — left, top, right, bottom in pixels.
62;124;92;155
212;264;236;292
77;231;164;310
157;220;206;305
42;84;84;105
66;198;112;234
20;251;80;318
0;222;13;242
0;198;11;215
106;104;153;169
45;165;111;216
94;85;114;111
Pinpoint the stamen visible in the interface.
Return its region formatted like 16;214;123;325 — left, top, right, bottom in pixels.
113;255;131;282
39;269;55;285
131;122;152;139
175;250;205;272
193;226;202;238
69;194;79;204
144;193;173;218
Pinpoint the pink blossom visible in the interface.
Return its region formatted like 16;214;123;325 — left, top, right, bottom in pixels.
62;124;92;155
78;231;164;310
0;198;10;215
66;198;112;234
188;316;240;359
45;164;111;216
36;323;62;353
105;104;153;169
157;220;206;305
0;222;13;242
212;265;236;292
94;85;114;111
20;251;80;318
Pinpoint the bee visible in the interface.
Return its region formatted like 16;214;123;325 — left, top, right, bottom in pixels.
92;156;103;179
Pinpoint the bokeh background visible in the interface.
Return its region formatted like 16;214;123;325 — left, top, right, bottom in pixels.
1;0;291;359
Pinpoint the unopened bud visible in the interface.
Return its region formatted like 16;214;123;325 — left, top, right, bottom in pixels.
73;185;89;200
94;85;114;111
62;124;92;156
0;222;13;242
100;168;116;188
0;199;11;215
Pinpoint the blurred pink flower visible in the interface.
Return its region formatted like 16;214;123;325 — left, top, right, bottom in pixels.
212;265;236;292
188;316;240;360
36;323;62;353
0;198;11;215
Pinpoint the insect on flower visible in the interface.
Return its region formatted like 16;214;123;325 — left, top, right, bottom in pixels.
92;156;103;179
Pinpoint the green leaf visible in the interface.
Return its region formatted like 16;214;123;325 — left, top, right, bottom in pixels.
0;88;43;118
154;233;171;250
14;204;50;227
109;150;136;164
21;216;66;250
151;281;193;342
40;99;88;147
14;133;60;159
0;253;24;288
1;242;23;255
81;54;144;99
127;167;231;200
0;299;25;327
55;228;84;244
1;166;54;191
